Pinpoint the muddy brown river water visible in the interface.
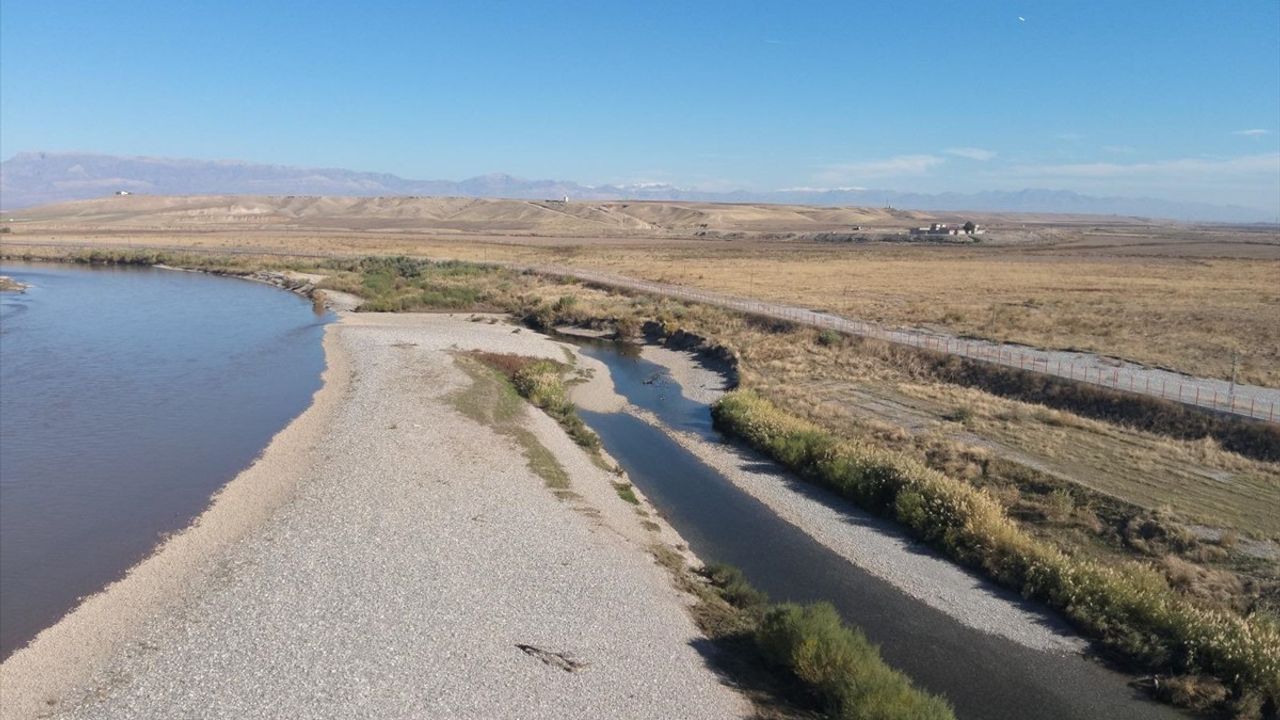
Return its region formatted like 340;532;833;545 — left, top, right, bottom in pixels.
0;262;327;659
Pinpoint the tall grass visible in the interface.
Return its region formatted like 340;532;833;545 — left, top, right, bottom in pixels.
712;390;1280;712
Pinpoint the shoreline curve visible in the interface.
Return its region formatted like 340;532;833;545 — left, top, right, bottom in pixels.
0;327;347;720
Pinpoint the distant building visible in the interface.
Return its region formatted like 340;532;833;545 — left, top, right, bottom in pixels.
909;222;983;237
115;190;132;196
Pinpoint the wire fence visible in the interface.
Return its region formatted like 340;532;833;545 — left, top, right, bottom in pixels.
538;265;1279;425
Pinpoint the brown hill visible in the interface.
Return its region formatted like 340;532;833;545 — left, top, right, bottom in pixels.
8;194;930;237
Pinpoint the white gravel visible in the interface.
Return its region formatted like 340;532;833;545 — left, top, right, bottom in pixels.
638;346;730;405
4;314;747;720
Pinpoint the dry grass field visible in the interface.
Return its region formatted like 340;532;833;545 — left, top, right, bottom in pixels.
6;194;1276;386
550;241;1280;387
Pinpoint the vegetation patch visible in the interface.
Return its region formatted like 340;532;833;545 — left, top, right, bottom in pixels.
470;352;603;452
712;389;1280;716
612;481;640;505
450;356;570;490
653;548;954;720
316;256;505;312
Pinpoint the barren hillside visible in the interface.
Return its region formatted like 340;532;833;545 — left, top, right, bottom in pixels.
7;194;934;237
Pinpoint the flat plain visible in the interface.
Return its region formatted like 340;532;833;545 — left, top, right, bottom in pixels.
7;194;1278;385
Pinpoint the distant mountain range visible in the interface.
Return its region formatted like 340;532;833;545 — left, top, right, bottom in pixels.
1;151;1271;222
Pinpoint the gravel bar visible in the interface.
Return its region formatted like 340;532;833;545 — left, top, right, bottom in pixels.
1;314;746;720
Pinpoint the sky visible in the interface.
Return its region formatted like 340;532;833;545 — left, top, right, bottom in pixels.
2;1;1278;212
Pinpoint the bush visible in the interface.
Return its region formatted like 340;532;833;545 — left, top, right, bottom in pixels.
757;603;954;720
712;390;1280;709
1044;488;1075;523
614;314;642;339
817;329;842;347
704;563;769;614
699;564;952;720
510;360;600;450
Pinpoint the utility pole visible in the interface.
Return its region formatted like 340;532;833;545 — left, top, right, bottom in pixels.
1229;351;1239;408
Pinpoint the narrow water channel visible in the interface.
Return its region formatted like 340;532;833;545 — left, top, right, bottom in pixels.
571;341;1183;720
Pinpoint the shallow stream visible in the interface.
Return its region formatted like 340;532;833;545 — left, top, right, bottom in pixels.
570;339;1183;720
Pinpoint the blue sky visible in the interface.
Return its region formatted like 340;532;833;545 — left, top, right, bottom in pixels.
2;1;1278;210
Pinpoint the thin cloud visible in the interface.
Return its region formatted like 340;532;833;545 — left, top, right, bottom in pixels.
1234;129;1270;137
1008;153;1279;180
1101;145;1136;154
818;154;943;182
944;147;996;161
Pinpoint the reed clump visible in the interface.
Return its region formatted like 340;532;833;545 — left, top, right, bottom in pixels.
693;563;954;720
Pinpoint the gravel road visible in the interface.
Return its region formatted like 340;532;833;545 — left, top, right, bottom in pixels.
3;314;746;720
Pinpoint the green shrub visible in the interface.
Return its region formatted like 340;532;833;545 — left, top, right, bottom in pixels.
698;564;952;720
757;603;954;720
817;329;842;347
704;563;769;614
712;390;1280;708
511;360;601;450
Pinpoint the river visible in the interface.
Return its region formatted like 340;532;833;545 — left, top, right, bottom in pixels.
0;262;327;660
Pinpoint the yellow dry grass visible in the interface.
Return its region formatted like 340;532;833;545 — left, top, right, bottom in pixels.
5;208;1278;386
551;244;1280;387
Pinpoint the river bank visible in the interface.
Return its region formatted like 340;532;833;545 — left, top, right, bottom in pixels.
0;313;747;720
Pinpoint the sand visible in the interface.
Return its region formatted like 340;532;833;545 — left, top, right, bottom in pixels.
0;314;746;720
